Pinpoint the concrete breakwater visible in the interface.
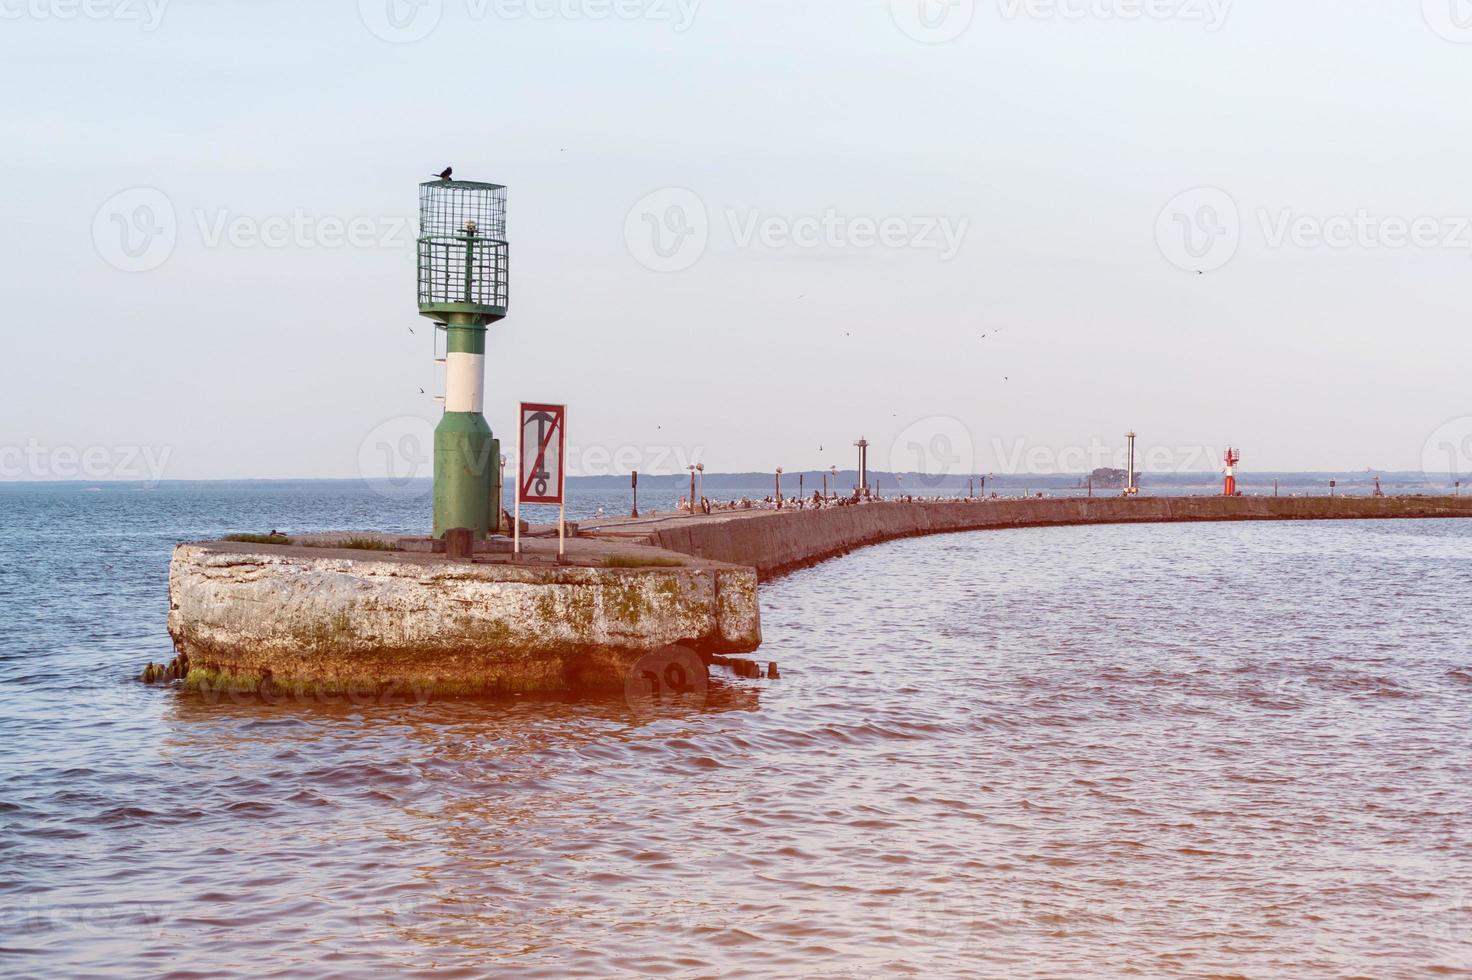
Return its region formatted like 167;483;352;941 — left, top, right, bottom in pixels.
589;494;1472;579
164;495;1471;696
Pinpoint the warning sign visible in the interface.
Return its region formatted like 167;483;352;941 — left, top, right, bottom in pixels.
518;403;566;505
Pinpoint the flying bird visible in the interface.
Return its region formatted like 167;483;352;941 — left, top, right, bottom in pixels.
418;387;425;394
434;166;453;181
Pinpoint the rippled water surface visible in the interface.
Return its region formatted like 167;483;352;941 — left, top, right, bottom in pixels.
3;485;1471;977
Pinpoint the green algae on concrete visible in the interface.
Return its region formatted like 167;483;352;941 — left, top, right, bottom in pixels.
603;555;685;568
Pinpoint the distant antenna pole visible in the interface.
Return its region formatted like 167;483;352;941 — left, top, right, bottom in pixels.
1125;431;1138;497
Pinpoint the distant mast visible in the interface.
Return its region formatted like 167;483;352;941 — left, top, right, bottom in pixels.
1125;431;1139;496
1223;448;1240;497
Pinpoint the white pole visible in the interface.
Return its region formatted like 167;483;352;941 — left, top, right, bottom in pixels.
513;458;521;557
558;423;567;557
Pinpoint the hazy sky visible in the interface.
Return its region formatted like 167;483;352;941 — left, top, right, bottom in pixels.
3;0;1471;483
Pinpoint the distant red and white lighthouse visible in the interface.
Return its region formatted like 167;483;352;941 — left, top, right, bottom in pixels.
1223;448;1240;496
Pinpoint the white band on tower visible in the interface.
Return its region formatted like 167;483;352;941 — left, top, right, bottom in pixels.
444;352;485;413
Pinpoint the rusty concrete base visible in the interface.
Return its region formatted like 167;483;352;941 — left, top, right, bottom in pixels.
166;539;760;696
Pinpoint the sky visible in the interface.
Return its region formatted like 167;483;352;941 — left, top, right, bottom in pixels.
2;0;1471;483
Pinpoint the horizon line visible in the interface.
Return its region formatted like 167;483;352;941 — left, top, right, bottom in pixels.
0;470;1462;487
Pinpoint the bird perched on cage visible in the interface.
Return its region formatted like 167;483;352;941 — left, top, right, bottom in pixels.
434;166;453;181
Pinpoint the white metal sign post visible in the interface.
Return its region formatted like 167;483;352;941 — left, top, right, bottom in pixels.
516;403;567;558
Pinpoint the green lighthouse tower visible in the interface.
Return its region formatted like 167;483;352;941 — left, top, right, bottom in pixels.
417;178;509;540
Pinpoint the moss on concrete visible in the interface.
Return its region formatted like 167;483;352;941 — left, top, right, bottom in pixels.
603;554;684;568
223;533;293;546
304;537;399;552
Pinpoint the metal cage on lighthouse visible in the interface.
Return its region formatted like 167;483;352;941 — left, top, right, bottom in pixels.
417;181;509;318
417;179;510;540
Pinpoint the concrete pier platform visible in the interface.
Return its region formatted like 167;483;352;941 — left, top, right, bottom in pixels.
166;534;760;696
165;494;1472;696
